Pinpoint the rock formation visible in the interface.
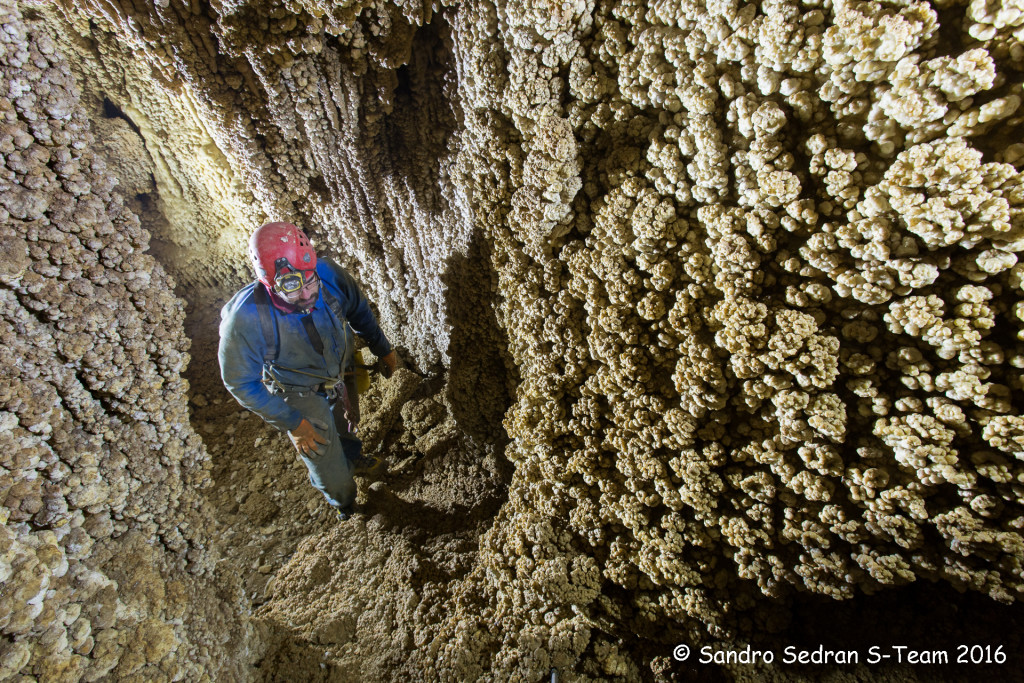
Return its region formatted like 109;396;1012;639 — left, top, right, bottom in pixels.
2;0;1023;679
0;5;252;679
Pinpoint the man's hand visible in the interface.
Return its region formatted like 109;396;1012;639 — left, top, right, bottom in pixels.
380;350;397;379
288;419;327;456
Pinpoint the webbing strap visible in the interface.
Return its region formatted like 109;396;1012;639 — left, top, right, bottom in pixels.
321;288;346;328
251;279;348;366
321;288;352;367
300;314;325;356
253;283;278;362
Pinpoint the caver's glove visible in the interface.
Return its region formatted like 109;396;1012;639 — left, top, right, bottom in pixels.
379;350;397;379
288;418;327;456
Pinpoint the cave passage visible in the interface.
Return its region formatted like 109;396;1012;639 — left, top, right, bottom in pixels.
4;1;1024;681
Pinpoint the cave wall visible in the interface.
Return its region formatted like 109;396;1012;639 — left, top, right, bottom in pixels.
44;0;516;432
0;4;252;681
3;0;1024;680
47;0;493;377
434;0;1024;677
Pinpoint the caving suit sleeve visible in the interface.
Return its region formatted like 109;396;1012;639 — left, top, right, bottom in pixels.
218;295;305;433
323;259;393;358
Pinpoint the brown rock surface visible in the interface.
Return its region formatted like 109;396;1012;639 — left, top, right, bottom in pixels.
1;0;1023;680
0;4;252;680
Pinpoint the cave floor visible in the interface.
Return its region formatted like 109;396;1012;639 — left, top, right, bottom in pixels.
188;372;508;682
180;310;1024;683
191;395;1024;683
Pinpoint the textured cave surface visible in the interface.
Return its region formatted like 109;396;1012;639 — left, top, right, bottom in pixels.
3;0;1024;680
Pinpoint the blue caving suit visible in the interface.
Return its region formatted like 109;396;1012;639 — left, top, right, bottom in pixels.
218;257;392;510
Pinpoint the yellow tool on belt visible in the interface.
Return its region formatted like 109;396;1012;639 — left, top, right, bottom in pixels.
354;348;371;394
347;348;393;393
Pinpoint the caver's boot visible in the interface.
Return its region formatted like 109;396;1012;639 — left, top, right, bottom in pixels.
342;437;383;475
349;453;383;476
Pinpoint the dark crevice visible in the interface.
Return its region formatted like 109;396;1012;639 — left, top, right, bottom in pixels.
931;4;967;59
443;231;517;446
102;96;143;138
394;62;412;99
379;12;459;199
307;174;330;203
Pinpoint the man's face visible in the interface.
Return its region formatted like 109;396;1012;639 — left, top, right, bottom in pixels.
274;269;320;309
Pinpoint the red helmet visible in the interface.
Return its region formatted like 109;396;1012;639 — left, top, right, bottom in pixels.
249;222;317;288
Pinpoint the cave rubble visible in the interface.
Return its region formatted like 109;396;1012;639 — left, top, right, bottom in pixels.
2;0;1024;680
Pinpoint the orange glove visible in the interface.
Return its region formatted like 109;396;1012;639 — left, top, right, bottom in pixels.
288;419;327;456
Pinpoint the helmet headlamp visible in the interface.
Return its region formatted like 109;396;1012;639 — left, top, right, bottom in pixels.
273;257;318;294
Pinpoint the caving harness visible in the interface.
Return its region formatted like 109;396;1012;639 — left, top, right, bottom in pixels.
253;283;371;398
